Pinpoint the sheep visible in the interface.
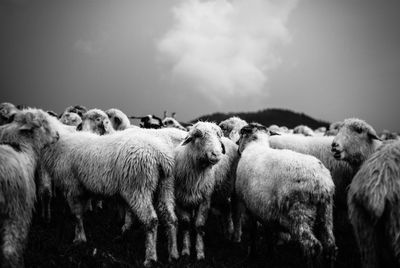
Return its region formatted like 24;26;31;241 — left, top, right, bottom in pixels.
330;118;400;267
293;125;315;136
59;112;82;126
0;102;18;125
234;123;336;266
173;122;227;260
325;121;342;136
380;129;400;141
0;108;59;268
78;109;114;135
62;105;87;118
130;114;163;129
218;116;247;143
108;110;238;240
162;111;189;131
269;134;355;209
105;108;137;130
40;117;178;266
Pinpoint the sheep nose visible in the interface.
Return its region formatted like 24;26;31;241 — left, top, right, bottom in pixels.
331;142;338;149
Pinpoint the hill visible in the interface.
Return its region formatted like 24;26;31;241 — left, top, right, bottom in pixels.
191;108;330;129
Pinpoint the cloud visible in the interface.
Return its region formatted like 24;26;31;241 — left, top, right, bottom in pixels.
157;0;298;105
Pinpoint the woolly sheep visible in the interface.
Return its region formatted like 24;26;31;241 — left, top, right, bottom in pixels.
162;111;188;131
62;105;87;118
0;102;18;125
40;118;178;266
78;109;114;135
380;129;400;141
330;118;400;267
293;125;315;136
105;108;138;130
234;123;336;266
269;134;355;209
218;116;247;143
174;122;226;260
0;109;59;268
59;112;82;126
325;121;342;136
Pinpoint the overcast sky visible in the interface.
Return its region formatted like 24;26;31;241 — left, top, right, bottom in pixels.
1;0;399;132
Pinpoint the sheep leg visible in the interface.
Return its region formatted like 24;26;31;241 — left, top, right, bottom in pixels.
194;198;211;260
121;209;133;234
315;198;337;268
284;203;322;268
349;205;380;268
248;213;258;257
232;194;245;243
155;175;179;262
177;207;192;257
66;195;87;244
126;195;158;267
1;217;28;268
218;199;234;240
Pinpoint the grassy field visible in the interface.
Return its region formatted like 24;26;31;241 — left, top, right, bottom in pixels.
25;194;361;268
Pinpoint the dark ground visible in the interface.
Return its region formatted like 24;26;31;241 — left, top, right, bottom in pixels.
25;195;361;268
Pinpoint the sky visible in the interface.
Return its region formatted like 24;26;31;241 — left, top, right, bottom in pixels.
1;0;399;132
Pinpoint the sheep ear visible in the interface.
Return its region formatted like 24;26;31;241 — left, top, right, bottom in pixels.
77;123;82;131
368;132;381;141
268;130;280;136
182;136;193;146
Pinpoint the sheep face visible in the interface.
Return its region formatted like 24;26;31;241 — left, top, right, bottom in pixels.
64;105;87;118
59;112;82;126
105;108;128;130
79;109;113;135
219;117;247;143
237;123;269;154
0;109;59;150
0;102;18;125
331;118;381;166
182;122;225;166
162;117;186;131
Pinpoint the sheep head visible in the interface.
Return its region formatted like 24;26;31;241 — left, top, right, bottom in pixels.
0;109;59;152
59;112;82;126
106;108;130;131
181;122;225;167
218;116;247;143
79;109;114;135
0;102;18;125
331;118;381;168
237;123;280;154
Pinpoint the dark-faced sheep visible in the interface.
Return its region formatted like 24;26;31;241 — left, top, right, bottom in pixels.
59;112;82;126
0;109;59;268
235;123;336;267
331;118;400;267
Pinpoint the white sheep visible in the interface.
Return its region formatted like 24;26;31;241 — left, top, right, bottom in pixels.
40;116;178;266
234;123;336;266
105;108;138;130
293;125;315;136
62;105;88;118
162;111;188;131
0;109;59;268
218;116;248;143
78;108;114;135
331;118;400;267
0;102;18;125
174;121;226;260
59;112;82;126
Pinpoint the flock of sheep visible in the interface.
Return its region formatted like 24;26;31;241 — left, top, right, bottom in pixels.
0;102;399;268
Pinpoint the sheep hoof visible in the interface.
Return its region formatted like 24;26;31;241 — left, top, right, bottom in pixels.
196;252;205;260
73;235;87;244
143;259;157;268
